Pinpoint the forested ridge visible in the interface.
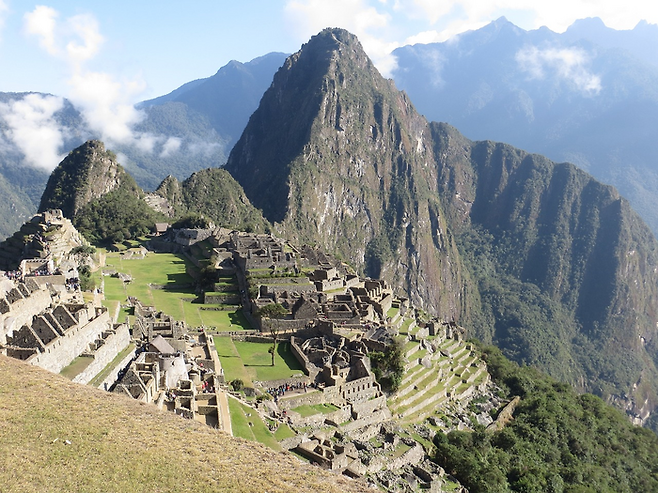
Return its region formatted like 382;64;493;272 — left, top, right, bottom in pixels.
434;344;658;492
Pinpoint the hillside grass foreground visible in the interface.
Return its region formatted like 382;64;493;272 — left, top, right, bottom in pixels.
0;356;372;493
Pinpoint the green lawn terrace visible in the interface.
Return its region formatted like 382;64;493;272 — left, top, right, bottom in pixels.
213;337;305;389
388;318;492;426
99;248;252;332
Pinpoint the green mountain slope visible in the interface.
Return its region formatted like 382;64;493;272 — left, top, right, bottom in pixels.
434;344;658;493
38;140;162;243
224;28;658;426
38;141;268;243
153;168;270;233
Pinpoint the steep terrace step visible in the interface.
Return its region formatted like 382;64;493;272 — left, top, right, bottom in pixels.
404;341;421;359
439;338;461;355
392;366;438;404
397;381;448;418
391;369;444;410
403;393;451;423
398;318;416;336
404;349;428;371
399;363;426;387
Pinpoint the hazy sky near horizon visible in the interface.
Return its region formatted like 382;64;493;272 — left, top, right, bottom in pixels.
0;0;656;171
1;0;657;101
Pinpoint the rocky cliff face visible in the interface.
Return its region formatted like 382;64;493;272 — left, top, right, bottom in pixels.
430;122;658;422
226;29;465;318
224;28;658;425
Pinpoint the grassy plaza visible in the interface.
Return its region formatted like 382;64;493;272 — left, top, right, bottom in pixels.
99;249;252;331
214;337;305;384
97;247;306;449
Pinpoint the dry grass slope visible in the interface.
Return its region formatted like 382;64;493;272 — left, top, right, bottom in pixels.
0;356;371;493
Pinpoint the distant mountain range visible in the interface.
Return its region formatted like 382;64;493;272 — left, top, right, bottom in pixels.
0;53;287;239
3;18;658;242
392;16;658;235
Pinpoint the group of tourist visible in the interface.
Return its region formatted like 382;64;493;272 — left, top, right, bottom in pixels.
267;380;313;398
65;277;80;291
3;270;22;281
200;379;216;393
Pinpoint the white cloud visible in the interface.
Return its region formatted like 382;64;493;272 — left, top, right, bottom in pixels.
516;46;602;94
160;137;182;158
187;140;222;157
285;0;389;38
65;13;103;65
66;70;147;147
23;6;179;157
24;6;104;65
0;94;67;170
24;5;59;55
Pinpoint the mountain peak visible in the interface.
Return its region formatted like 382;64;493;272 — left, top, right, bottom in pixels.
225;29;463;317
38;140;132;218
566;16;609;36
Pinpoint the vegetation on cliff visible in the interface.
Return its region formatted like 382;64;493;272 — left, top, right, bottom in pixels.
39;141;268;244
153;168;270;233
434;344;658;492
222;28;658;425
37;140;164;244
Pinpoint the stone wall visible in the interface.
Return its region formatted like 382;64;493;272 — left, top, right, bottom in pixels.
278;389;327;410
339;375;379;403
260;318;308;332
262;282;316;295
0;287;52;345
29;275;66;288
341;408;392;433
27;310;113;374
258;374;310;389
350;394;387;419
203;333;224;383
72;323;131;385
364;443;425;474
95;345;137;391
291;406;352;428
203;293;240;304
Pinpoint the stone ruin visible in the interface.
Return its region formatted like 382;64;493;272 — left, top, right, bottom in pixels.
0;209;86;271
114;303;229;430
0;290;130;384
261;322;393;437
131;299;187;351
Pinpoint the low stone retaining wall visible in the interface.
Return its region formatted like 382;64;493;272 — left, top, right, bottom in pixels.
95;344;137;391
73;324;131;385
278;389;326;410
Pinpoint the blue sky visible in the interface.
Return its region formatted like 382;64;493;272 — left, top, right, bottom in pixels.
0;1;655;171
2;0;657;100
